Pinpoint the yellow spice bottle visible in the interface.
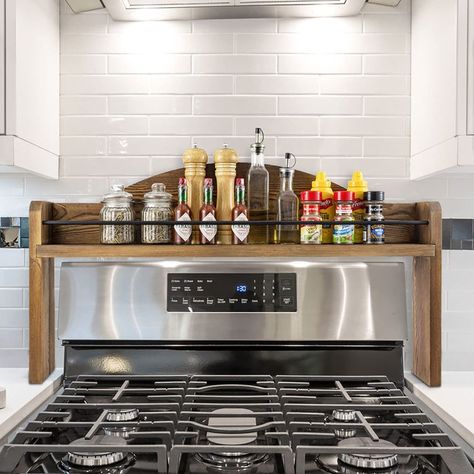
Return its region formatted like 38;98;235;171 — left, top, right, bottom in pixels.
347;170;368;244
311;171;334;244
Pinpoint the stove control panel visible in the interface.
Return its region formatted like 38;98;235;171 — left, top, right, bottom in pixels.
167;273;297;312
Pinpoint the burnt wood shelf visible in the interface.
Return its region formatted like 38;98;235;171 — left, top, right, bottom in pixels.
28;164;442;389
36;243;436;258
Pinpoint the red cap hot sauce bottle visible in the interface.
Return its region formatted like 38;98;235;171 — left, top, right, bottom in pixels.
199;178;217;245
231;178;249;245
173;177;193;245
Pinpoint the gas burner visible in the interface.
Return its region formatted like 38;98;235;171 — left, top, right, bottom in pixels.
103;409;139;438
339;438;398;469
57;435;135;473
332;410;357;422
196;408;270;471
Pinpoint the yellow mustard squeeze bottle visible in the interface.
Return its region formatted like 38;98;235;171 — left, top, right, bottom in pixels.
347;170;368;244
311;171;334;244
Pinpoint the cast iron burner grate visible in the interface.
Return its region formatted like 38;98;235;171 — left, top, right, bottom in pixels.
0;375;472;474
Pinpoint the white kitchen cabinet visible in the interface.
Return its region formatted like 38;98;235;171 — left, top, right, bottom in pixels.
0;0;59;179
411;0;474;179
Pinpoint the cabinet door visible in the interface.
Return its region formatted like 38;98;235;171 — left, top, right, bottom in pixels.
0;0;5;135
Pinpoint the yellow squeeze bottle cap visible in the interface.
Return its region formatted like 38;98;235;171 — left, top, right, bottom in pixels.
348;170;367;189
312;171;331;190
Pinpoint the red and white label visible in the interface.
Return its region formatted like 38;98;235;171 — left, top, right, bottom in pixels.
319;198;333;210
174;213;192;241
199;213;217;242
232;213;250;242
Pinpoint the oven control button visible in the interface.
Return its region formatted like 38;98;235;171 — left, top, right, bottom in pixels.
217;298;226;304
192;297;205;304
280;296;294;306
206;297;215;305
170;286;181;292
182;297;190;305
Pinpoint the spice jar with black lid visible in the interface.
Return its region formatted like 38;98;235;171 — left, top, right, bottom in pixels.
363;191;385;244
100;184;135;244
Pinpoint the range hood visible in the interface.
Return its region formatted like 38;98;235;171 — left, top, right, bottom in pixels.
66;0;401;20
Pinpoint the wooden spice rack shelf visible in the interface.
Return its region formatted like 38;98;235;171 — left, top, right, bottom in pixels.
36;243;436;258
28;164;442;390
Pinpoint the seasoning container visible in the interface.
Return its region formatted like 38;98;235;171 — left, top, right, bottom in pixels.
275;153;299;244
231;178;249;245
333;191;355;245
300;190;322;245
311;171;334;244
347;170;368;244
100;184;135;245
214;144;239;244
173;177;192;245
363;191;385;244
183;144;208;243
199;178;217;245
247;128;269;244
141;183;172;244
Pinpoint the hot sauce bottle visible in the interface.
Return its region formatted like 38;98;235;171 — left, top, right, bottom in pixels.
231;178;249;245
173;177;192;245
199;178;217;245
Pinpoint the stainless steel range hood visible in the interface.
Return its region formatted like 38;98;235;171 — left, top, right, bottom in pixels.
66;0;401;20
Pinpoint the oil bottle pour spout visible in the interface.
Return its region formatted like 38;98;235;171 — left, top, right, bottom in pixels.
284;152;296;169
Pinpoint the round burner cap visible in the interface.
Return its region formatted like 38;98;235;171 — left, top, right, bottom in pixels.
338;438;398;469
66;435;127;467
332;409;356;422
106;408;139;422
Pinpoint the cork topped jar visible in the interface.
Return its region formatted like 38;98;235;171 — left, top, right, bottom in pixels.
100;184;135;244
141;183;172;244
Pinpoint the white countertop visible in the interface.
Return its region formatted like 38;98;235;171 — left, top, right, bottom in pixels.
405;371;474;449
0;369;63;441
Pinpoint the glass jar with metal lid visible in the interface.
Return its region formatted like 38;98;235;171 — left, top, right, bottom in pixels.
100;184;135;244
141;183;173;244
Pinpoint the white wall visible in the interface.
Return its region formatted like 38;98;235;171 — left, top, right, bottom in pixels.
0;0;472;369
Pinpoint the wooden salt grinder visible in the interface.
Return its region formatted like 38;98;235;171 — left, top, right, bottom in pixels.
182;144;208;243
214;144;239;244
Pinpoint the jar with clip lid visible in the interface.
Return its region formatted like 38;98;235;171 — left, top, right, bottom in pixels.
100;184;135;244
141;183;172;244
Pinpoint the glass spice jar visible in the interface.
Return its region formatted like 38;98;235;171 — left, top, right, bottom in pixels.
333;191;355;245
100;184;135;244
363;191;385;244
141;183;172;244
300;190;322;244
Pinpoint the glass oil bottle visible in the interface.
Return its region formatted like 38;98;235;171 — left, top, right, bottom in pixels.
247;128;269;244
275;153;299;244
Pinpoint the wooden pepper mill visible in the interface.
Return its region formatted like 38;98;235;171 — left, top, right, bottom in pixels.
182;144;208;243
214;144;239;244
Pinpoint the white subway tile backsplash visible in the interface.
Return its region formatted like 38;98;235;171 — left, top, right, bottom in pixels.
364;137;410;157
60;137;107;156
61;116;148;135
364;96;410;116
193;55;277;74
151;75;233;94
60;13;108;34
193;18;277;34
278;96;362;115
109;137;190;155
108;19;191;34
0;329;23;349
278;16;362;34
0;289;23;308
0;250;25;268
277;137;362;157
189;136;276;158
320;157;408;178
61;96;107;115
108;55;191;74
278;55;361;74
61;55;108;74
363;14;410;34
236;75;318;95
320;75;410;95
25;177;108;195
321;117;409;136
363;55;410;74
109;96;192;115
150;117;233;135
194;96;277;115
236;116;319;136
0;309;28;328
61;75;150;94
0;177;24;196
61;157;151;177
0;269;28;288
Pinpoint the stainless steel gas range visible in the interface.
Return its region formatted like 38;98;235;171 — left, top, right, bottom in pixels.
0;260;473;474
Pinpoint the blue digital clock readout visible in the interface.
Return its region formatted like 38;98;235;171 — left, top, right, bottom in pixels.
236;285;247;293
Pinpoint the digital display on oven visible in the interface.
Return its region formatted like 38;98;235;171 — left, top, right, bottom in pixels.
167;273;297;312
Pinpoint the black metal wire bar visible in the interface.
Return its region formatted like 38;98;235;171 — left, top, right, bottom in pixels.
43;219;429;226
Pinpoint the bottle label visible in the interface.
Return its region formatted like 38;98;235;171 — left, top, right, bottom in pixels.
232;213;250;242
300;215;322;244
174;213;192;242
333;223;354;244
200;213;217;242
